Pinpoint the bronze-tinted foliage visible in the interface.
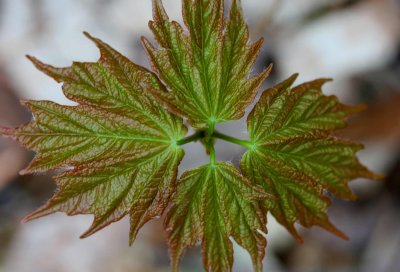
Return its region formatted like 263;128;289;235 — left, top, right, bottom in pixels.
0;1;379;271
241;75;380;242
143;0;272;128
1;34;187;244
166;163;269;272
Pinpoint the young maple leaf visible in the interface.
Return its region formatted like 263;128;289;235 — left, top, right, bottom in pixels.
0;0;380;271
165;162;269;272
143;0;272;128
0;33;187;243
241;75;381;242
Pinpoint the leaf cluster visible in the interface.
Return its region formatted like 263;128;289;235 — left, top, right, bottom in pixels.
0;1;379;271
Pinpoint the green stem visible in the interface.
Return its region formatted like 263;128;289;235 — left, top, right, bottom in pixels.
206;121;216;165
213;131;253;149
177;129;254;151
209;141;216;165
177;131;204;146
207;121;216;136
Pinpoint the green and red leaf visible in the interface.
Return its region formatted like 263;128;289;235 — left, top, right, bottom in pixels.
1;34;187;243
143;0;272;128
165;162;269;272
0;1;381;271
242;75;380;242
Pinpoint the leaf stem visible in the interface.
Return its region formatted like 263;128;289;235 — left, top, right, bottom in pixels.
207;121;216;136
177;129;254;151
209;143;216;165
213;131;254;149
177;131;205;146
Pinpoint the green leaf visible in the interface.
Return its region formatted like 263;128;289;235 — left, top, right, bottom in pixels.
0;33;187;243
241;75;380;242
0;0;381;271
165;162;268;272
142;0;272;128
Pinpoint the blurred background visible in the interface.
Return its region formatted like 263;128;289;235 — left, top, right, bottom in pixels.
0;0;399;271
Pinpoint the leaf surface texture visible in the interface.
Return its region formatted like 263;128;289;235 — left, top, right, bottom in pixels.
241;75;379;241
1;34;187;243
0;1;380;271
165;162;268;272
143;0;271;128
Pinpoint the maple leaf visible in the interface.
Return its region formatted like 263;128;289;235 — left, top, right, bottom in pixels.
142;0;272;128
241;74;380;242
0;0;380;271
0;33;187;243
165;162;268;272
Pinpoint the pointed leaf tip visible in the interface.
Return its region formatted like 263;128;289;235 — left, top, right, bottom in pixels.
83;31;102;46
82;31;91;38
19;169;30;176
26;55;47;71
21;208;50;224
152;0;169;22
26;54;36;63
25;55;69;83
0;127;14;137
285;73;299;85
20;209;44;224
263;63;273;76
322;219;349;241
